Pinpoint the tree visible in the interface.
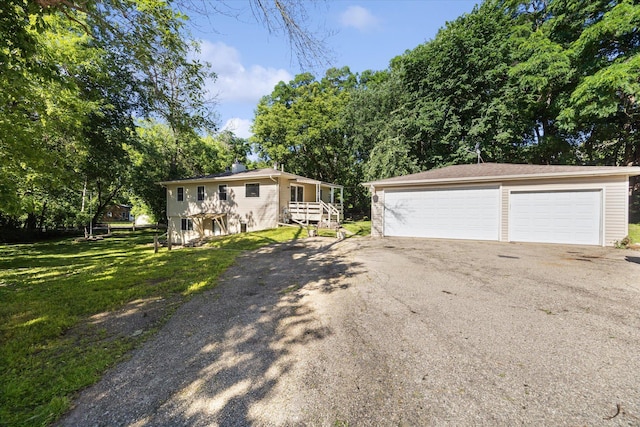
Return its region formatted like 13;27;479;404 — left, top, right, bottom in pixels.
252;67;371;214
1;0;331;234
352;1;526;182
506;0;640;215
130;121;249;222
1;13;104;229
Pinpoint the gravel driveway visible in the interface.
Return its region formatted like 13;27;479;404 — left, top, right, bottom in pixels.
59;237;640;426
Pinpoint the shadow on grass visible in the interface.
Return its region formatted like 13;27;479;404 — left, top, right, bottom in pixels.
207;226;305;251
0;231;157;269
58;237;363;426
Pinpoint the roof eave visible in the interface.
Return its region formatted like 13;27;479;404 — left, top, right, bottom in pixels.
294;178;343;188
158;171;288;186
362;168;640;188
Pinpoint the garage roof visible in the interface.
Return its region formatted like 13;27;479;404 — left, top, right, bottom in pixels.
362;163;640;188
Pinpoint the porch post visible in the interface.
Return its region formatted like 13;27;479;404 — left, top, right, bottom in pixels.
316;183;320;202
330;187;334;204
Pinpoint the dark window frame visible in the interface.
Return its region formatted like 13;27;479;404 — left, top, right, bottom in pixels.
181;218;193;231
197;185;205;201
245;183;260;198
219;184;227;201
290;185;304;202
177;187;184;202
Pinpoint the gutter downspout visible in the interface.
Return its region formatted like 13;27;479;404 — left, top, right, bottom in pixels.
269;174;279;225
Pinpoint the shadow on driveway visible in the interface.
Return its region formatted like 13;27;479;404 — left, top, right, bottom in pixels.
58;237;362;426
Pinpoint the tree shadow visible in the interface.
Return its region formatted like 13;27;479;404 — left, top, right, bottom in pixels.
57;237;363;426
625;256;640;265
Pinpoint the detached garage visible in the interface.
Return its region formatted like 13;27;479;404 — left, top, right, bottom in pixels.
364;163;640;246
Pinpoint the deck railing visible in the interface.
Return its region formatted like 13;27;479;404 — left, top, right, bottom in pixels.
288;201;343;223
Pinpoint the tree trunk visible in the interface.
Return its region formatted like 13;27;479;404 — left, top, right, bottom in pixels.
24;212;37;230
81;178;87;212
37;201;47;230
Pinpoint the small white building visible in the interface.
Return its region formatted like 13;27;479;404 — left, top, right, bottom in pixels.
363;163;640;246
160;165;343;245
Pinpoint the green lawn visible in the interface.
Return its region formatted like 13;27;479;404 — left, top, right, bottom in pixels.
629;223;640;244
0;223;370;426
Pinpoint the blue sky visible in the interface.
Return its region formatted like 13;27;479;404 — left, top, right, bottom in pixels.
188;1;480;139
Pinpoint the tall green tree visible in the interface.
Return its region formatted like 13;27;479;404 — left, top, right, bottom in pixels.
1;0;330;233
505;0;639;165
353;1;526;182
252;67;371;213
130;121;249;222
252;68;352;184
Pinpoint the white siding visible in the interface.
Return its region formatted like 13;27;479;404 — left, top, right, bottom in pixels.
166;179;279;244
371;175;631;246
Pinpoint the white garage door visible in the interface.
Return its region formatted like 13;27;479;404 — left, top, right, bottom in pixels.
509;190;602;245
384;187;500;240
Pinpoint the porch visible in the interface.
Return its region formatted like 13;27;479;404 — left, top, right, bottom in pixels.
285;201;344;227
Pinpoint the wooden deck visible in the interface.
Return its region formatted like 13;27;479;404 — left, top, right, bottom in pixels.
287;201;343;225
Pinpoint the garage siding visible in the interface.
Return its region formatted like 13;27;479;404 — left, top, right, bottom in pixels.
371;189;385;237
373;175;630;246
501;176;629;246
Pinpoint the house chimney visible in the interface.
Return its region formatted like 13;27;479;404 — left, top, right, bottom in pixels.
231;161;246;174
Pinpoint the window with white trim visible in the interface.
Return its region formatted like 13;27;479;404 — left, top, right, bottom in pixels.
177;187;184;201
181;218;193;231
197;185;205;201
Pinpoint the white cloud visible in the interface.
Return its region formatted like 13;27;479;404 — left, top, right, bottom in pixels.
339;6;380;32
222;118;253;139
199;40;292;104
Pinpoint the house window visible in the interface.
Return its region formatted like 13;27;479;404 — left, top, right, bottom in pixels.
177;187;184;202
290;185;304;202
245;183;260;198
219;185;227;201
181;218;193;231
197;185;205;201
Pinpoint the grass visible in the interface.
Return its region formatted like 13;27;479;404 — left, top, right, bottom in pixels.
1;224;358;426
629;223;640;244
315;220;372;238
341;220;371;236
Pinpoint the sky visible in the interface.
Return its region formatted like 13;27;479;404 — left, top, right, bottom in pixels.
186;1;481;139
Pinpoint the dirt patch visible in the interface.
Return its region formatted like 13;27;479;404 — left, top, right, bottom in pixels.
66;295;184;344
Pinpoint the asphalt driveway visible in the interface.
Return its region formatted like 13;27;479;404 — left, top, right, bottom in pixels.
59;237;640;426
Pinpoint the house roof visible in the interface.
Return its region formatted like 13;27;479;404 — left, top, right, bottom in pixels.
362;163;640;188
159;168;342;188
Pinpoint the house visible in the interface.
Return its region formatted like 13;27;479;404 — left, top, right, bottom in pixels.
159;163;344;245
362;163;640;246
101;204;133;222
